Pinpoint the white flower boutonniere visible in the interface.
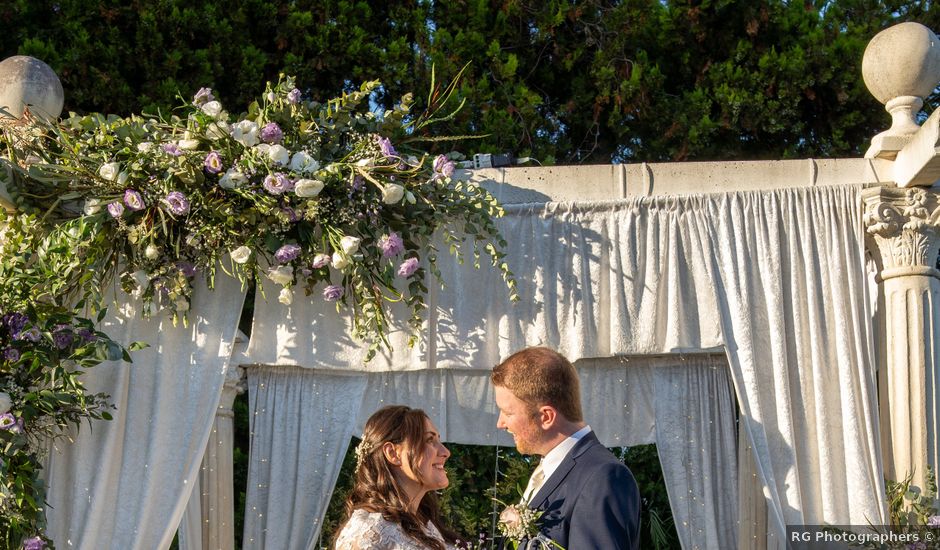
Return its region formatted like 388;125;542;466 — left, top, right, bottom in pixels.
496;502;564;549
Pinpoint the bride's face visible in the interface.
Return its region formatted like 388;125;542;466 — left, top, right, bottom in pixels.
403;418;451;492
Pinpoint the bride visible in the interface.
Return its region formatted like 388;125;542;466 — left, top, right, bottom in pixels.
334;405;462;550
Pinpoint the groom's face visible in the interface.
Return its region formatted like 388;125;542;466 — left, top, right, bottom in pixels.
494;385;544;455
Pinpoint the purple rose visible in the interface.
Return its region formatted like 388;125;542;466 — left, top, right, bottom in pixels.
311;254;331;269
204;151;223;174
398;257;420;278
433;154;455;179
3;348;19;362
4;313;27;336
76;328;96;343
377;136;398;158
281;206;298;223
177;261;197;278
0;413;19;432
263;173;293;195
378;232;404;258
165;191;190;216
22;536;45;550
287;88;301;105
124;189;145;211
107;201;125;218
16;327;41;343
52;326;74;350
260;122;283;144
274;244;302;264
193;87;215;106
322;284;344;302
162;143;183;157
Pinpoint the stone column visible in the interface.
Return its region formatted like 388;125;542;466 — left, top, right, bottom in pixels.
863;185;940;490
180;364;245;550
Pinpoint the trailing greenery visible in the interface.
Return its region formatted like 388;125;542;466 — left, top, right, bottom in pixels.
3;1;938;164
0;213;141;547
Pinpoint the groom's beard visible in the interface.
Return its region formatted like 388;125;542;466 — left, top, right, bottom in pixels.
508;416;546;455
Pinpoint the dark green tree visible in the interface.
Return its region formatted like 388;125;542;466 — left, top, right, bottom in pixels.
3;1;938;163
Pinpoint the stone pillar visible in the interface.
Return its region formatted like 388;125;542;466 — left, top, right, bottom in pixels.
863;185;940;490
180;364;245;550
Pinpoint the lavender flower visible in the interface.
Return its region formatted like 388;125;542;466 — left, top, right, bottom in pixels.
193;87;215;106
323;285;345;302
107;201;125;218
23;536;46;550
0;413;18;431
3;348;19;362
165;191;190;216
204;151;223;174
263;173;293;195
311;254;331;269
398;257;420;278
260;122;283;144
52;326;74;350
275;244;302;264
378;232;404;258
377;136;398;158
281;206;298;223
124;189;145;211
162;143;183;157
928;515;940;527
177;261;197;278
433;154;455;179
76;328;97;343
4;313;27;336
287;88;301;105
16;327;41;343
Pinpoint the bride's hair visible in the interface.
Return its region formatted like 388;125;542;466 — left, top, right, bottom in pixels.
336;405;460;550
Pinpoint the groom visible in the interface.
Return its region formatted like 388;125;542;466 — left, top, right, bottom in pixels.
492;347;641;549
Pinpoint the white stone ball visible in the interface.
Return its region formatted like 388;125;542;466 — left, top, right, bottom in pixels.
0;55;64;119
862;22;940;105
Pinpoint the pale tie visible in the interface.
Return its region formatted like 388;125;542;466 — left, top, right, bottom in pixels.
522;462;546;504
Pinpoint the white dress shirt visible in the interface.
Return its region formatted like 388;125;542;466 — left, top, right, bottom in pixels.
522;425;592;502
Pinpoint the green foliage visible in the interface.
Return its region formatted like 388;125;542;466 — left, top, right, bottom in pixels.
885;467;939;527
3;1;939;164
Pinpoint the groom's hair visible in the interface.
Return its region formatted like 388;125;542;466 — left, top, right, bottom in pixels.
491;347;583;422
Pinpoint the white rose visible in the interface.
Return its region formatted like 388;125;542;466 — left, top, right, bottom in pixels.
267;144;290;166
144;244;160;260
232;120;260;147
266;265;294;286
178;139;200;150
98;162;121;182
290;151;320;174
207;121;230;140
219;168;248;189
137;142;154;152
340;236;361;255
230;245;252;264
201;100;222;117
332;252;348;270
382;183;405;205
0;392;11;414
278;287;293;305
83;198;103;215
294;179;325;197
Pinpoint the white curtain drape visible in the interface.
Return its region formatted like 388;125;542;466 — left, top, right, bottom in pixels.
653;356;738;549
42;272;246;549
243;185;885;543
706;186;886;535
242;366;368;550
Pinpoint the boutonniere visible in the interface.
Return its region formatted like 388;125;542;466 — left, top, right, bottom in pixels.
496;501;564;549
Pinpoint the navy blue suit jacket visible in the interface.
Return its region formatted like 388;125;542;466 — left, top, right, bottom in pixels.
528;432;641;550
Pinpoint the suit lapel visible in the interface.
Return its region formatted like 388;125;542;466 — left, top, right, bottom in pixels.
528;431;599;509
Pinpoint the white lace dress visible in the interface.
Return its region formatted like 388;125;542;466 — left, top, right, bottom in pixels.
334;508;459;550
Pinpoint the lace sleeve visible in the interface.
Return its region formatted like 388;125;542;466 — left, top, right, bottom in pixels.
334;510;406;550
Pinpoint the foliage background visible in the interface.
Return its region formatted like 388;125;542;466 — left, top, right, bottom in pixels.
5;0;939;547
3;0;938;165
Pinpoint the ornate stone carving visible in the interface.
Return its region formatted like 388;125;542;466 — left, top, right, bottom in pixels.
863;186;940;275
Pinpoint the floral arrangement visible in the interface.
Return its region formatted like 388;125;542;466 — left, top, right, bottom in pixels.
2;72;516;357
494;500;563;550
0;213;139;548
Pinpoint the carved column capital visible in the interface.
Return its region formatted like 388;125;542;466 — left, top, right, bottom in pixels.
863;186;940;278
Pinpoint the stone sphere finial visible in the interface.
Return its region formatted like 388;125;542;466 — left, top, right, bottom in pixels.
0;56;65;120
862;22;940;159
